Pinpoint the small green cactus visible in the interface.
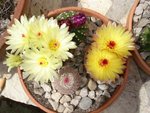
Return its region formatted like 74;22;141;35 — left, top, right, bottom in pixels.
56;11;76;20
71;25;88;43
138;27;150;52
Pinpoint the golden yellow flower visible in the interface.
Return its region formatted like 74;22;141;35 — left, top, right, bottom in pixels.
85;47;125;81
94;23;135;58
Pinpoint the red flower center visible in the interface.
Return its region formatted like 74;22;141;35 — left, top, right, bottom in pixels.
37;32;42;36
107;41;116;49
64;77;69;84
99;59;109;67
22;34;25;38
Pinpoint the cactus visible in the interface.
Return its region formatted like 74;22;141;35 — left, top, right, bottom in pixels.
71;25;88;43
57;11;88;43
56;11;76;20
138;26;150;52
52;66;81;94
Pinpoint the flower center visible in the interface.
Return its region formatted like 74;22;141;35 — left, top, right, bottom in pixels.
49;39;60;51
99;59;109;67
64;77;69;84
22;34;25;38
38;57;48;67
107;41;116;49
37;32;42;37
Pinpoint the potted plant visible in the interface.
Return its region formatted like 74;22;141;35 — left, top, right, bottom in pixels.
4;7;134;113
127;0;150;75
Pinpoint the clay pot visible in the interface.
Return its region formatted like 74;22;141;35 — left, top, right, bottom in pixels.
18;7;129;113
127;0;150;75
0;0;26;60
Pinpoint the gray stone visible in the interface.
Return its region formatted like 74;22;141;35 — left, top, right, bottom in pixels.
57;104;65;113
133;15;141;23
79;97;92;110
80;87;88;97
41;83;51;92
97;80;104;85
102;90;111;98
3;74;12;79
137;18;150;27
32;81;41;89
63;105;74;113
88;79;97;91
51;92;62;102
140;0;145;3
75;90;80;95
80;77;88;88
88;91;95;99
98;84;108;90
134;28;142;34
33;88;44;96
70;96;81;106
143;7;150;18
60;95;71;103
48;99;59;111
135;4;144;15
143;2;148;9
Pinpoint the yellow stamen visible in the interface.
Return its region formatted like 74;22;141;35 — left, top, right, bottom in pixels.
38;57;48;67
49;39;60;51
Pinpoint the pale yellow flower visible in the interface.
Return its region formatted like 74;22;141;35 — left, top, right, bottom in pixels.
43;22;77;61
6;15;34;54
21;49;62;83
4;53;22;72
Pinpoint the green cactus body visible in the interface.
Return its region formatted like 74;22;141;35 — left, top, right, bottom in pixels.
139;27;150;52
71;25;88;43
56;11;76;20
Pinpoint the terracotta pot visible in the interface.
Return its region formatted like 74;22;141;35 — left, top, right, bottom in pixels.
0;0;26;60
127;0;150;75
18;7;129;113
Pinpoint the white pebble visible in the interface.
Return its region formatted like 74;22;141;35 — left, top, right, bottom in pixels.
41;83;51;92
98;84;108;90
57;104;65;113
60;95;71;104
80;87;88;97
88;91;95;99
44;92;51;99
48;99;59;111
51;92;62;102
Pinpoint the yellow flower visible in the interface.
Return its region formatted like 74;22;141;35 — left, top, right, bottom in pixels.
43;22;77;61
85;47;125;81
6;15;34;54
4;53;22;72
94;23;135;58
21;49;62;83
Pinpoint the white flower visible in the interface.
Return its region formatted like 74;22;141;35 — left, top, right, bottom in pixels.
21;49;62;83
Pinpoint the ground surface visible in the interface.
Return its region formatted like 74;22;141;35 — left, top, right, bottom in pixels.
0;0;150;113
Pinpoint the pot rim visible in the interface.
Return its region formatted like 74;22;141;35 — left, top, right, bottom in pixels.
127;0;150;75
18;6;128;113
0;0;26;49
